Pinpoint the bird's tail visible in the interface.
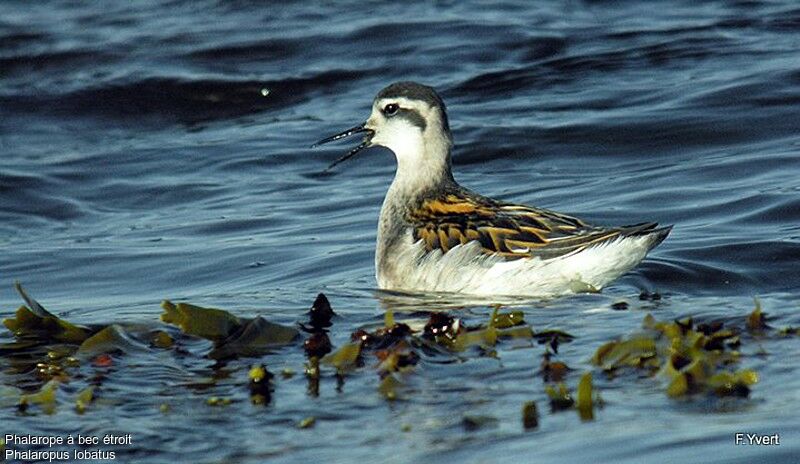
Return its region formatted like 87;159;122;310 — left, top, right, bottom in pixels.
623;223;672;252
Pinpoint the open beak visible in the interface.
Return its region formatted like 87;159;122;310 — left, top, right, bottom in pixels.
311;123;375;171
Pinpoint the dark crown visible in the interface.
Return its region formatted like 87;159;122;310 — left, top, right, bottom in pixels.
375;82;451;133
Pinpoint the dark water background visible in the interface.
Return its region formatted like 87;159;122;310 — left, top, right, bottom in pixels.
2;1;799;463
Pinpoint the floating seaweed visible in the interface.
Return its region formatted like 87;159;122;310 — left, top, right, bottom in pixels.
160;301;241;342
575;372;594;421
540;351;570;383
378;374;403;401
542;371;597;420
302;293;336;332
307;306;542;402
151;330;174;349
4;284;94;344
376;340;419;376
746;298;770;333
545;383;574;411
778;327;799;336
19;380;59;415
533;329;575;354
423;312;462;341
206;397;233;407
321;342;361;374
593;311;760;398
300;290;336;387
1;282;790;435
440;307;535;352
248;364;274;405
76;325;149;358
521;401;539;429
639;291;662;301
305;357;321;397
75;386;95;414
298;416;316;429
369;310;413;350
611;301;629;311
304;332;332;359
462;415;499;431
491;308;525;328
160;300;299;359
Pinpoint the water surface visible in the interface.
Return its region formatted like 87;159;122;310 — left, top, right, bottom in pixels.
2;1;799;463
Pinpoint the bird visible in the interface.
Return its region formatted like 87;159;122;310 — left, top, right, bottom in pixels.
312;81;671;297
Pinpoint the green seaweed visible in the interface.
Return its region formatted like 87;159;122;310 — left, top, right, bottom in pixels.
75;386;94;414
19;380;59;415
76;324;148;358
298;416;316;429
3;284;93;344
707;370;758;397
522;401;539;429
491;309;525;329
161;301;241;342
209;317;299;360
305;357;321;397
161;301;298;359
499;325;534;340
151;330;174;349
206;397;233;407
540;355;570;383
462;415;499;431
576;372;594;421
378;374;403;401
545;383;574;411
2;283;783;430
593;337;658;371
778;327;799;336
321;342;361;374
248;364;273;405
746;298;769;332
447;307;534;352
533;329;575;343
595;313;760;398
543;373;595;420
3;306;91;344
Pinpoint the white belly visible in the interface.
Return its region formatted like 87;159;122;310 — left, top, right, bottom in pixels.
376;234;657;297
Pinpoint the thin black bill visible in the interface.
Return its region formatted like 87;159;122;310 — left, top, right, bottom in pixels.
311;123;375;171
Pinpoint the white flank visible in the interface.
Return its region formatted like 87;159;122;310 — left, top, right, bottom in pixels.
377;233;658;298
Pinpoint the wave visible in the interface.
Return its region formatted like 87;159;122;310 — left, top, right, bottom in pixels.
0;69;367;124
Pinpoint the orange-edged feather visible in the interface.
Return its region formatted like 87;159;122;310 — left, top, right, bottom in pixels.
409;190;666;260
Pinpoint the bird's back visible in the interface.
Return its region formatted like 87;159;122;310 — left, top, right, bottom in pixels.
376;186;670;296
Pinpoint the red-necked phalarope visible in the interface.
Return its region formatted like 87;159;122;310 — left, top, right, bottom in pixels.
313;81;671;297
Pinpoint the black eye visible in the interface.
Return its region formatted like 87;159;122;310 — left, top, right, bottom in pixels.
383;103;399;116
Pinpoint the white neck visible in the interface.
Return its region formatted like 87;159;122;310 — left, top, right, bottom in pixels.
393;144;449;195
380;127;454;202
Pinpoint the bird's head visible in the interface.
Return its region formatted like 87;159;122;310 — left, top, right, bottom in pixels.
314;82;453;178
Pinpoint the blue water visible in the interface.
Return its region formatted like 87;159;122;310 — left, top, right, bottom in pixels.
2;1;799;463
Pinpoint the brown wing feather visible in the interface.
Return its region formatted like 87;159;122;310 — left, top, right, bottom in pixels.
409;191;657;260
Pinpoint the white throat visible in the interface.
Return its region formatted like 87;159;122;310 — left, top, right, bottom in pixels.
374;124;453;200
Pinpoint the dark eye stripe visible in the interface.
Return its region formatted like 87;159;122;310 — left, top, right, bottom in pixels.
396;108;426;130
